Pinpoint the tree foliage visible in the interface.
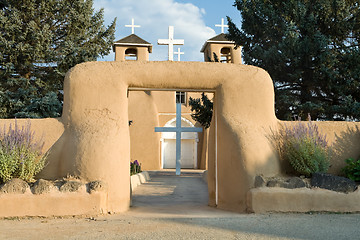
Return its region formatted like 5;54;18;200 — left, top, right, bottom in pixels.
0;0;116;118
189;93;213;129
227;0;360;120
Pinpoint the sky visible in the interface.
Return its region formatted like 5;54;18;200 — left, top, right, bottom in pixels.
93;0;242;62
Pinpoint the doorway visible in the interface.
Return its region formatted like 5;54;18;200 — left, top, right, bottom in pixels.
161;117;199;169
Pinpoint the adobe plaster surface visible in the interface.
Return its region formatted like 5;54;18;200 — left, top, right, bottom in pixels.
115;46;149;61
0;61;360;215
2;170;360;240
313;121;360;174
0;118;64;153
0;192;107;217
248;187;360;213
51;61;281;213
128;91;161;170
277;121;360;175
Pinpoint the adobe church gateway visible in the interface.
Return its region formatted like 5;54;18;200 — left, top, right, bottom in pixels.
1;21;360;217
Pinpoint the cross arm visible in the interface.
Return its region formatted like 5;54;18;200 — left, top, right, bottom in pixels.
155;127;177;132
158;39;170;45
181;127;203;132
155;127;202;133
173;40;184;45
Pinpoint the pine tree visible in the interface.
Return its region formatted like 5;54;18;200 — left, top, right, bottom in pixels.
189;93;213;129
0;0;116;118
227;0;360;120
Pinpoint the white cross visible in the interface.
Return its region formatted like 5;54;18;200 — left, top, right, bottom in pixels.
215;18;229;33
174;48;184;61
158;26;184;61
155;102;202;175
125;18;140;34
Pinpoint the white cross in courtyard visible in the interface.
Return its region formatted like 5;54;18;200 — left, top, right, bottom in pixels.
215;18;229;33
155;102;202;175
174;48;184;61
125;18;140;34
158;26;184;61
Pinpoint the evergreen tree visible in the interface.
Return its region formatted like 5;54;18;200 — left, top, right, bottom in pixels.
227;0;360;120
189;93;213;129
0;0;116;118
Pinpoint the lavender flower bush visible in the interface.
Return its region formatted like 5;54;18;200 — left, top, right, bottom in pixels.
130;160;141;176
279;120;330;177
0;121;47;183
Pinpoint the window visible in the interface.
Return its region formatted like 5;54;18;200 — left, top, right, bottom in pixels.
220;47;231;63
176;92;186;104
125;48;137;60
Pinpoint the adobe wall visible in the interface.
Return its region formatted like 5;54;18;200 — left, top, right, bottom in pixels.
0;118;64;154
42;61;280;213
128;91;161;170
0;192;107;217
277;121;360;175
316;121;360;174
248;187;360;213
2;61;359;214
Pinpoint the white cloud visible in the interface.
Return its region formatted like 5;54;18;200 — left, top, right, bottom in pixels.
94;0;215;61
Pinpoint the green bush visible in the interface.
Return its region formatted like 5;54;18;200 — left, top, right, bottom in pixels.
0;121;47;183
342;158;360;182
279;121;330;177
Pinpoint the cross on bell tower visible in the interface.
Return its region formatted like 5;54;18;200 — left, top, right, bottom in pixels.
113;18;152;61
215;18;229;34
125;18;141;34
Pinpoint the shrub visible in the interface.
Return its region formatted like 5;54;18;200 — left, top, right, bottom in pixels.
130;160;141;176
342;158;360;182
278;120;330;177
0;120;47;183
189;93;213;129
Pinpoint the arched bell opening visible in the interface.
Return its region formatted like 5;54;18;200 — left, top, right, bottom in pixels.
125;48;138;61
220;47;232;63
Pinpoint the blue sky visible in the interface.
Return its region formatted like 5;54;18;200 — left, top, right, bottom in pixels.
93;0;242;62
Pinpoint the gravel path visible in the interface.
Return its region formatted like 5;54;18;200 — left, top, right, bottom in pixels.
1;170;360;240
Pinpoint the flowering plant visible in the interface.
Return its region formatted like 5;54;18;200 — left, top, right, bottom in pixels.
278;120;330;177
130;160;141;175
0;120;47;183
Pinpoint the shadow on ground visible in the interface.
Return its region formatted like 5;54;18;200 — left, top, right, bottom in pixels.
128;170;360;240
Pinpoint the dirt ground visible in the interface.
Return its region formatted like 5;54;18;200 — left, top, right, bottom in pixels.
1;170;360;240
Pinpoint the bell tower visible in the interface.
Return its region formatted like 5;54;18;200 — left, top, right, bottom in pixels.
113;34;152;61
200;33;242;64
113;18;152;61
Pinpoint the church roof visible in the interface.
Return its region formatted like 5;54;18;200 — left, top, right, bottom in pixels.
208;33;230;41
113;34;152;52
200;33;235;52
